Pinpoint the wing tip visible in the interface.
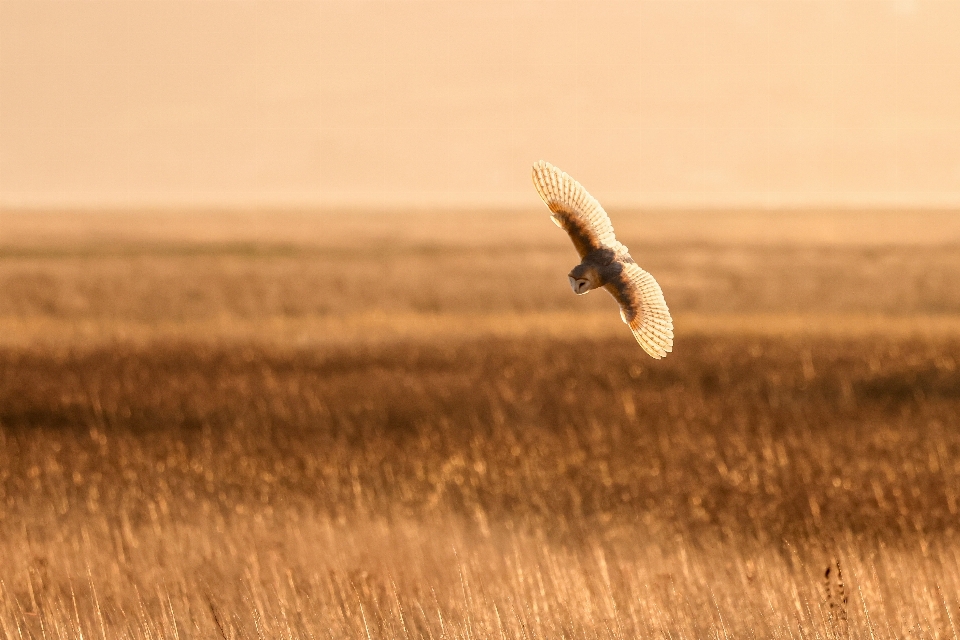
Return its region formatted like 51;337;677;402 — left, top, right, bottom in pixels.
532;159;553;172
629;312;674;359
635;335;673;360
531;159;552;183
531;160;555;207
636;336;673;359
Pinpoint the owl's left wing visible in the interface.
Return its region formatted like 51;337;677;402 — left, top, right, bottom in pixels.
604;262;674;359
532;160;627;259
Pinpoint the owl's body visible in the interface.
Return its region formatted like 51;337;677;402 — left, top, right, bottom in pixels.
532;160;674;358
568;247;629;293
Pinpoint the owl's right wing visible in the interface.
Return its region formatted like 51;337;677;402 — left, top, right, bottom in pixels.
604;262;674;359
532;160;627;259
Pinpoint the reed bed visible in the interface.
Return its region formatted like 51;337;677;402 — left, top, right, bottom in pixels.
1;336;958;638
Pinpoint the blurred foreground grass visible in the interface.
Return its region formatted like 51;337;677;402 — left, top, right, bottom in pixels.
2;337;960;637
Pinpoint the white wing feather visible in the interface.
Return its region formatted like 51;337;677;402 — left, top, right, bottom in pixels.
607;262;674;359
531;160;627;258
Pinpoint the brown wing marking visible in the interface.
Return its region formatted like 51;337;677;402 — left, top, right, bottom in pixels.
604;262;673;359
531;160;626;259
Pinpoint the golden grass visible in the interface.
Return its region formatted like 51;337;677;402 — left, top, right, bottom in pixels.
2;337;960;637
6;208;960;249
1;210;960;637
5;209;960;350
5;312;960;352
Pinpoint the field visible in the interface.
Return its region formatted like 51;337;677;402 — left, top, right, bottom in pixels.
1;210;960;638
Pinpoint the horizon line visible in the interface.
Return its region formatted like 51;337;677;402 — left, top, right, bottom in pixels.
5;193;960;214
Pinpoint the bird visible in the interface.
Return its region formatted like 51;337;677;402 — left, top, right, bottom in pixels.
531;160;673;359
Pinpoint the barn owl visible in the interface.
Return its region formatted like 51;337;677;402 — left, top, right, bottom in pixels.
532;160;674;359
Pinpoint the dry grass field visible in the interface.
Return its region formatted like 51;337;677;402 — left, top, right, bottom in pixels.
1;210;960;638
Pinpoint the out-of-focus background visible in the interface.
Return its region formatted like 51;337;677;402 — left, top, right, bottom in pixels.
3;2;960;638
3;0;960;209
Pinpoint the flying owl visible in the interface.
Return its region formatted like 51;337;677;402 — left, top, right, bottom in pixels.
532;160;674;359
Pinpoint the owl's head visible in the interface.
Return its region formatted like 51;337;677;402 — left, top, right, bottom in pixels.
568;264;600;295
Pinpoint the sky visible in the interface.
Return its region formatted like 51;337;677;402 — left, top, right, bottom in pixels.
2;0;960;209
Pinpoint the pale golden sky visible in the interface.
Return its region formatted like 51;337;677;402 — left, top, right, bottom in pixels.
2;0;959;209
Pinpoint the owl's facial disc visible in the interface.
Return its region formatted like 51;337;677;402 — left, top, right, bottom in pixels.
569;276;591;295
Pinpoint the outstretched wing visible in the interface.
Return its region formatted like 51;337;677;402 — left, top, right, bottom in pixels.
604;262;673;359
532;160;626;258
